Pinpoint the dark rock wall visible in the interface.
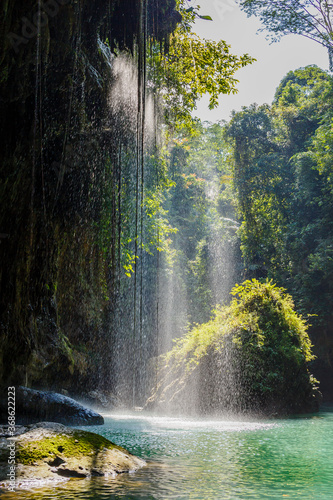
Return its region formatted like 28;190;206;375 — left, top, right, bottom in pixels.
0;0;180;392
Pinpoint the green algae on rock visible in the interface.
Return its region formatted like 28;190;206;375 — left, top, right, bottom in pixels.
0;422;145;488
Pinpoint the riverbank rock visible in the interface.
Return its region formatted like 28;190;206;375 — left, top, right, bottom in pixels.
0;422;145;488
83;390;124;410
0;387;104;426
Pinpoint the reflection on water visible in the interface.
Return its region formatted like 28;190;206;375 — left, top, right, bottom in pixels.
1;409;333;499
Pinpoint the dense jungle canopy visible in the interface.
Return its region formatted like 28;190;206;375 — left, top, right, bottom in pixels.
0;0;333;411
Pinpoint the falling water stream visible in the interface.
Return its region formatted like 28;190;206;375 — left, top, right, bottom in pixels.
3;2;333;499
4;406;333;500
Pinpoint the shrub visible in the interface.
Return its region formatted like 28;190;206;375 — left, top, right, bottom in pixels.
146;279;320;415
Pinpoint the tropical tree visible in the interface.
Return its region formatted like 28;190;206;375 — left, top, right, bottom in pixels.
225;103;290;278
225;66;333;305
224;66;333;395
239;0;333;68
148;1;255;131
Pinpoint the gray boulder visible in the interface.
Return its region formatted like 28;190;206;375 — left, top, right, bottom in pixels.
0;387;104;426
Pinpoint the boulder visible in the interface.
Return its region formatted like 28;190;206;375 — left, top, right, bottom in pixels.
0;422;145;488
0;387;104;426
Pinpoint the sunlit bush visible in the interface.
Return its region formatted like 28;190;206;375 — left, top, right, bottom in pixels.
146;279;320;415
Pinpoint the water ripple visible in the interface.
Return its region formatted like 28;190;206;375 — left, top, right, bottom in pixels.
2;409;333;499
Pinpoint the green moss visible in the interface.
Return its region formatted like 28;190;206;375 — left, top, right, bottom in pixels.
0;66;8;84
16;430;127;466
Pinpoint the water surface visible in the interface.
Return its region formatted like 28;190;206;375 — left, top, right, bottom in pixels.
2;407;333;499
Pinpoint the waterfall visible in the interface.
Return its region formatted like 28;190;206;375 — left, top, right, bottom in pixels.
105;50;162;408
0;0;181;397
0;0;244;414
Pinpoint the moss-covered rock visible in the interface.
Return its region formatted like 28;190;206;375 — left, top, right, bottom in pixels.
146;279;321;416
0;422;145;488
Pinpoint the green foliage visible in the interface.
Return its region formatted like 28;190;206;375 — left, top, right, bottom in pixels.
187;239;213;323
312;118;333;183
239;0;333;68
148;2;255;131
150;279;318;414
225;66;333;329
167;279;314;364
225;103;290;276
273;66;333;153
166;30;254;109
142;190;177;255
97;152;176;279
158;121;240;330
230;279;314;362
160;164;211;327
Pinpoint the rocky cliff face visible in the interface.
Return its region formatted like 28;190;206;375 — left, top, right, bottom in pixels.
0;0;180;392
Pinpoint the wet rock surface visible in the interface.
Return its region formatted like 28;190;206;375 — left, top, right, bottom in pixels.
0;387;104;426
0;422;146;488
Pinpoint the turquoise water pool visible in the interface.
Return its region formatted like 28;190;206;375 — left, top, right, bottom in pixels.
3;407;333;499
